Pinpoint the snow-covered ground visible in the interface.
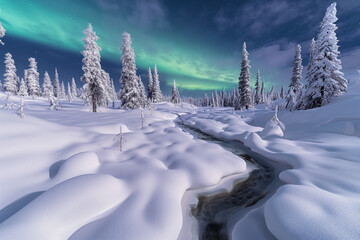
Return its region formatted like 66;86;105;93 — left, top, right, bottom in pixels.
0;95;247;240
1;84;360;239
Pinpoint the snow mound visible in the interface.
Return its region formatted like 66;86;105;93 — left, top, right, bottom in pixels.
0;174;129;240
260;110;285;139
264;185;360;240
52;151;100;181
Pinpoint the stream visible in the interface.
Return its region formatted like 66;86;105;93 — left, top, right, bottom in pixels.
176;120;288;240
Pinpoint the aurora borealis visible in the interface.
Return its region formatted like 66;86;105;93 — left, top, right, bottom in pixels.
0;0;359;96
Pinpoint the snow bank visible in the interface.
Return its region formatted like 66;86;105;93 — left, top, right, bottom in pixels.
182;92;360;239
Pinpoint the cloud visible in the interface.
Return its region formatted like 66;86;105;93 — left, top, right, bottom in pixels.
215;0;312;35
93;0;169;29
340;47;360;82
128;0;169;29
250;41;297;90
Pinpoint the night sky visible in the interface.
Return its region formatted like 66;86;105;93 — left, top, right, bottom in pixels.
0;0;359;97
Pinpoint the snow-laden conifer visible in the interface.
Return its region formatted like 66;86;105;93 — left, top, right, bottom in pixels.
151;64;162;102
0;22;5;45
286;44;303;109
101;69;112;106
71;77;77;98
171;79;180;104
60;81;66;99
138;75;147;107
42;71;54;99
254;69;261;104
81;24;107;112
269;85;274;101
53;68;61;98
4;53;18;95
286;87;297;110
26;58;41;96
238;42;252;109
120;32;142;109
67;82;73;102
147;67;153;100
302;3;347;109
280;85;285;99
18;78;28;96
260;79;265;103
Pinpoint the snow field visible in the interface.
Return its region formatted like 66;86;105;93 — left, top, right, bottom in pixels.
0;94;247;240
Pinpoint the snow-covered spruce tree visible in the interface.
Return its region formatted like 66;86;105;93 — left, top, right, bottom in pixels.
110;79;118;104
286;44;303;109
280;85;285;99
42;71;54;99
67;82;73;102
26;58;41;96
229;87;236;107
81;24;107;112
3;53;18;95
151;64;162;102
302;3;347;109
53;68;61;98
120;32;142;109
147;67;153;100
286;86;297;110
238;42;252;109
254;69;261;104
60;81;66;99
71;77;77;98
138;75;147;107
304;39;316;90
260;79;265;103
203;93;209;106
269;85;274;101
0;22;5;45
18;78;28;96
101;69;112;106
171;79;180;104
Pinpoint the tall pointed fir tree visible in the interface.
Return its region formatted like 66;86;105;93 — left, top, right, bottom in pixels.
254;69;261;104
26;58;41;96
138;75;147;107
152;64;162;102
42;71;54;98
260;79;265;103
101;69;112;106
71;77;77;98
238;42;252;109
81;24;106;112
120;32;142;109
302;3;347;109
110;79;118;106
3;53;18;95
286;44;303;109
303;38;316;93
147;67;153;100
18;78;28;96
269;85;275;101
171;79;180;104
60;81;66;99
67;82;73;102
0;22;5;46
53;68;61;98
280;85;285;99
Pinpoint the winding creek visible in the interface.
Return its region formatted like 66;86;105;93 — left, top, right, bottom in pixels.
176;119;289;240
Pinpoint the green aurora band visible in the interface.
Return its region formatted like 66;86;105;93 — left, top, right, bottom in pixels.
0;0;273;92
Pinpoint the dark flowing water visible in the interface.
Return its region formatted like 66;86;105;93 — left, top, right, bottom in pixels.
177;120;287;240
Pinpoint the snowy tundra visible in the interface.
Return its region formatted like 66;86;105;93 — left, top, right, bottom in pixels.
1;84;360;240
